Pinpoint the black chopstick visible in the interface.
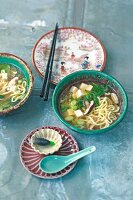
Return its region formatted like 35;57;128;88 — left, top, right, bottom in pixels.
40;23;58;98
43;36;57;101
43;26;58;101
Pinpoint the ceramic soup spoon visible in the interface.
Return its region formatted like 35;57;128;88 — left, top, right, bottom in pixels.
39;146;96;173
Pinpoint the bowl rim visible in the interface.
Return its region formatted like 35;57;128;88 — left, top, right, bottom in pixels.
52;70;128;134
0;52;34;114
32;26;106;84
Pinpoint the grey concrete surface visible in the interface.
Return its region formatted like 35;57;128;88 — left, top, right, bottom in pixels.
0;0;133;199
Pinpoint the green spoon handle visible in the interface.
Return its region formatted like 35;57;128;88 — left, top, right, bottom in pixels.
66;146;96;165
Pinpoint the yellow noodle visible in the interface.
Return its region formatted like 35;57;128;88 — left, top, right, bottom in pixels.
85;97;119;129
0;77;27;103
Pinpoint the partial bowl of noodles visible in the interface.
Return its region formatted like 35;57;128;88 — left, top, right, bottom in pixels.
0;53;33;114
52;70;128;134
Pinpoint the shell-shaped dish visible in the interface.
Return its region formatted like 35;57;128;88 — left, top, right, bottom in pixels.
30;128;62;155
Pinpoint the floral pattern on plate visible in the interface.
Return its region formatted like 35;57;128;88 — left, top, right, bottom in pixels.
20;126;79;179
32;27;106;84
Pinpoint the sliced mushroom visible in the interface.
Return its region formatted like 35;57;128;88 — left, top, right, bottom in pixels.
105;92;111;96
84;100;90;107
84;100;94;115
8;77;18;87
83;100;90;107
111;93;119;104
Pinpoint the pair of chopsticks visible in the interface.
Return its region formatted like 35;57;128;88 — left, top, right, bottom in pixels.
40;23;59;101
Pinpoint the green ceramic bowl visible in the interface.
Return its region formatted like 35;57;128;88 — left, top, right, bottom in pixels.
52;70;128;134
0;53;34;114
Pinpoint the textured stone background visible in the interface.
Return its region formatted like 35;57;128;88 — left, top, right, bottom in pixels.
0;0;133;199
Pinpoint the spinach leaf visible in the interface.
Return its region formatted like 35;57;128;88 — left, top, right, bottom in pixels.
0;64;10;73
77;99;84;109
60;104;69;112
82;82;109;107
92;83;108;96
0;95;4;99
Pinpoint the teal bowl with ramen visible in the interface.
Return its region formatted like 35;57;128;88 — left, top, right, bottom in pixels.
0;53;33;114
52;70;128;134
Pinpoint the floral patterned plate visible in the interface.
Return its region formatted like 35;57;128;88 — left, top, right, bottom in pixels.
32;27;106;84
20;126;79;179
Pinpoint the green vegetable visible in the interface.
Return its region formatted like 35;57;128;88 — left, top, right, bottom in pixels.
60;104;69;112
77;99;84;109
92;83;108;96
92;94;99;106
65;116;74;121
76;119;85;125
1;102;10;109
83;95;90;101
75;124;84;129
70;100;78;110
70;100;77;106
50;141;55;146
70;105;78;111
70;99;84;110
84;92;99;107
0;95;4;99
70;100;77;110
61;83;108;113
0;64;10;73
82;83;108;107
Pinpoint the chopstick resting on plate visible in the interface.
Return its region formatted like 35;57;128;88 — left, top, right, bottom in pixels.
40;23;59;100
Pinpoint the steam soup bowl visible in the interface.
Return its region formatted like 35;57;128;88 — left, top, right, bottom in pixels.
52;70;128;134
0;53;33;114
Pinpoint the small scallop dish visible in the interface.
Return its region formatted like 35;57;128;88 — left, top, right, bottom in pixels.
0;53;33;114
52;70;128;134
30;128;62;155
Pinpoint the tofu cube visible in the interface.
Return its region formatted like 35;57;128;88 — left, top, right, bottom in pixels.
79;83;87;90
72;92;77;99
79;83;93;91
74;110;84;117
69;86;78;93
67;109;74;116
76;89;84;98
86;85;93;91
1;72;7;80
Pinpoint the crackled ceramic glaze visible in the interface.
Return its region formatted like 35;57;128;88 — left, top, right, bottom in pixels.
32;27;106;84
20;126;79;179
